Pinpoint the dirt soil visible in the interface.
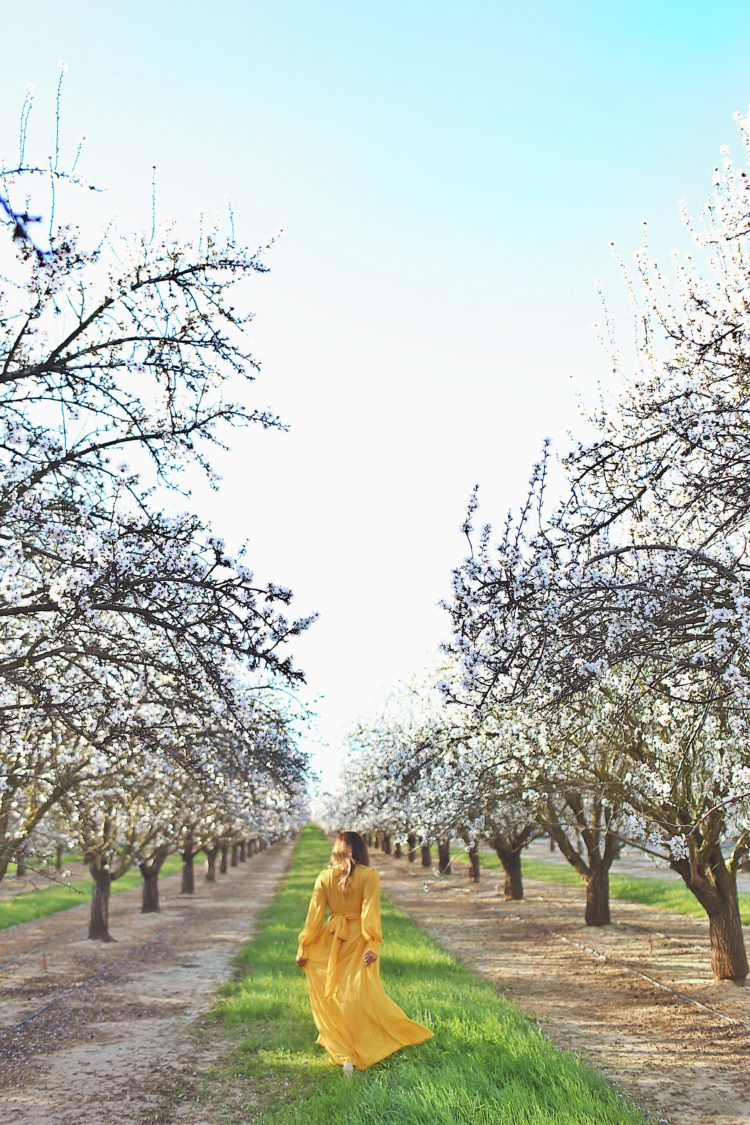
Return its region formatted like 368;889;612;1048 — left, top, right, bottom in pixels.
4;841;749;1125
372;851;750;1125
0;842;292;1125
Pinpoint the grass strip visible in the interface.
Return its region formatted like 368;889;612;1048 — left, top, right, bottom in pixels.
449;850;750;925
205;823;645;1125
7;850;82;873
4;851;82;881
0;853;185;930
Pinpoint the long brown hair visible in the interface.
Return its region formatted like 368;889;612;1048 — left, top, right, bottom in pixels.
330;831;370;894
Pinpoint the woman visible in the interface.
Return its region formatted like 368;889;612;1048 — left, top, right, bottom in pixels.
296;831;433;1073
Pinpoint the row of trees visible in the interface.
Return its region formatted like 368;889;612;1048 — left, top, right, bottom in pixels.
323;110;750;982
5;703;306;940
0;76;311;933
320;668;748;960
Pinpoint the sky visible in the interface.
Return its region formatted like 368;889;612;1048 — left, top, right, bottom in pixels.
4;2;750;787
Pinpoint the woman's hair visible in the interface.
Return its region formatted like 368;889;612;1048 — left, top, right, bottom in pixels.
330;831;370;894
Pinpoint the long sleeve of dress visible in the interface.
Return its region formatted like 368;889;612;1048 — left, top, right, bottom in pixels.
296;872;328;960
361;868;383;956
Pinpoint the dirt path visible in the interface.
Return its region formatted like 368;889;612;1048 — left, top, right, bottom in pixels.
372;851;750;1125
0;841;292;1125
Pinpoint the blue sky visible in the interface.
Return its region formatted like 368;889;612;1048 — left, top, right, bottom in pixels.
4;2;750;784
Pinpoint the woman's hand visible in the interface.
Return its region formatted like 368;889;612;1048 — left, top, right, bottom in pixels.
296;955;308;968
363;950;378;966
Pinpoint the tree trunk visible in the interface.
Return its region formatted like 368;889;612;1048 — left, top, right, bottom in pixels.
421;844;432;868
673;850;749;981
468;843;480;882
231;843;239;867
706;894;749;981
55;843;64;872
140;864;160;913
15;844;26;878
205;846;219;882
407;834;417;863
382;834;391;855
584;868;610;926
239;841;247;862
394;841;402;859
181;848;195;894
89;867;114;940
498;849;523;900
438;838;452;874
219;843;229;874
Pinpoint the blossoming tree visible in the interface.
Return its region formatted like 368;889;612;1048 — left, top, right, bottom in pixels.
445;111;750;979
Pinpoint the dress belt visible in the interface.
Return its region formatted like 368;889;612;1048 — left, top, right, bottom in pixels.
324;911;361;999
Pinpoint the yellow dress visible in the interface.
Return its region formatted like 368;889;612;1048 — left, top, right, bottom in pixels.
296;863;433;1068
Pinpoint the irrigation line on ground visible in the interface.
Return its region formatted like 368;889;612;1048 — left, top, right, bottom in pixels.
511;889;712;958
3;843;284;1038
9;915;187;1032
498;908;750;1035
382;855;750;1035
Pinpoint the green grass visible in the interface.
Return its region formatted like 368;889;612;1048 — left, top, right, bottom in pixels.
5;849;82;877
205;824;645;1124
0;852;185;930
448;849;750;925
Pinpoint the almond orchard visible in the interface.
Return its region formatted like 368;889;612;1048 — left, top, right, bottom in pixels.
320;111;750;986
0;80;311;944
3;71;750;1125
